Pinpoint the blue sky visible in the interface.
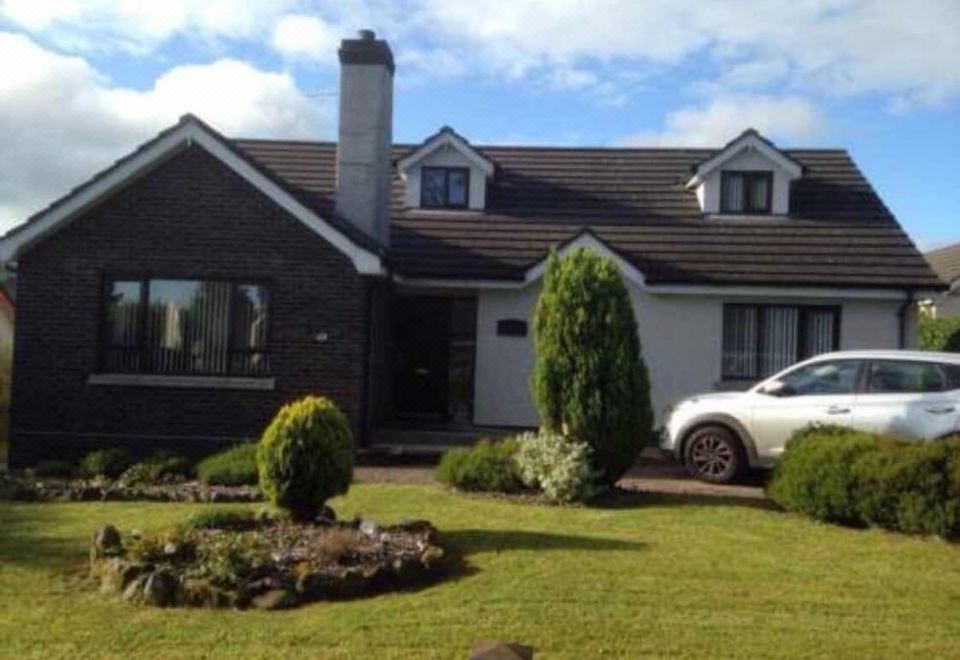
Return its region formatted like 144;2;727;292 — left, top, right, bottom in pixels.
0;0;957;248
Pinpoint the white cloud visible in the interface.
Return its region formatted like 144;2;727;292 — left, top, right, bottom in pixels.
271;14;344;64
413;0;960;111
0;32;330;228
0;0;296;53
619;95;823;147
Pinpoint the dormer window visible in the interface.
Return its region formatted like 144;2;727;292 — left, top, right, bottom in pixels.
720;171;772;214
421;166;469;209
686;129;803;216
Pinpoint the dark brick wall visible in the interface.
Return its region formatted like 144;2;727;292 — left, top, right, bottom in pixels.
10;144;378;465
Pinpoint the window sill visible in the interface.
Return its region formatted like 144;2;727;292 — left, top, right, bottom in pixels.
88;373;276;390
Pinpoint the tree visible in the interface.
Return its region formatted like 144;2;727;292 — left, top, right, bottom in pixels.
531;247;654;484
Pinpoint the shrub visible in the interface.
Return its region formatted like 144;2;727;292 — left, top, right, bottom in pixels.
120;451;194;486
436;439;524;493
79;448;134;479
257;396;354;521
185;508;258;531
197;443;259;486
33;459;75;479
769;425;960;539
917;316;960;351
515;430;602;503
531;247;654;484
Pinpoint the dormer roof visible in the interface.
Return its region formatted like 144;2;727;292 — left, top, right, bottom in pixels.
686;128;803;188
396;126;495;178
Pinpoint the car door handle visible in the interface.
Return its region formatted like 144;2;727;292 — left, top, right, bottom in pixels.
826;405;851;415
924;405;956;415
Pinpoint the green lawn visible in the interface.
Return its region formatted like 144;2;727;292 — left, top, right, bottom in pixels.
1;485;958;659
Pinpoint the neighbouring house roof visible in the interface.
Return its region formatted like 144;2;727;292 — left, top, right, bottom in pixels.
0;115;385;275
234;138;943;289
926;242;960;288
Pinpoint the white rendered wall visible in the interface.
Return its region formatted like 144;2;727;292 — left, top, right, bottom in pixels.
473;281;907;428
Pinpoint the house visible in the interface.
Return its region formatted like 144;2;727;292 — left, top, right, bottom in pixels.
0;31;943;465
925;242;960;316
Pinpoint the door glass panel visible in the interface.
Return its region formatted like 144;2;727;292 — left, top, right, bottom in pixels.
803;309;836;357
777;360;861;396
103;280;142;372
722;306;757;378
867;361;945;394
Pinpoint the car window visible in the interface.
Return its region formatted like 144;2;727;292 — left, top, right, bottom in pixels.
867;361;945;394
776;360;861;396
943;364;960;391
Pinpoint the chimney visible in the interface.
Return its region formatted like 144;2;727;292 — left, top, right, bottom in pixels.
335;29;394;246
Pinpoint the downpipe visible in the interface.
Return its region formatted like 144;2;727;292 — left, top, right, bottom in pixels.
897;289;914;349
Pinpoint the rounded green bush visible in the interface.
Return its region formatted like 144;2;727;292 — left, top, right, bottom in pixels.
197;443;259;486
79;448;134;479
257;396;354;521
436;439;524;493
769;426;960;540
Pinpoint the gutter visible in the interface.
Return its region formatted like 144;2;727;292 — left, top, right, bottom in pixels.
897;289;914;349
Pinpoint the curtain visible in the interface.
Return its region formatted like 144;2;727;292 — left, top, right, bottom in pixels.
748;174;769;212
760;307;799;375
721;173;744;212
722;306;758;378
146;280;232;374
803;309;836;358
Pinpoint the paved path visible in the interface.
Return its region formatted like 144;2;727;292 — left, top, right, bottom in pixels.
356;457;767;500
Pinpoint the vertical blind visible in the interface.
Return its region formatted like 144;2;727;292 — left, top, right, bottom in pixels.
722;305;839;379
102;278;270;376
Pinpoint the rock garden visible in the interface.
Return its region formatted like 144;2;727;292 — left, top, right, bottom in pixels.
10;395;449;610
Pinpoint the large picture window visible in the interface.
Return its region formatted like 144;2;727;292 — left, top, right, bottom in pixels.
101;278;270;376
722;304;840;380
720;171;772;214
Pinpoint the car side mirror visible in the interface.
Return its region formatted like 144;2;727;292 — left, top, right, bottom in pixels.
761;380;794;397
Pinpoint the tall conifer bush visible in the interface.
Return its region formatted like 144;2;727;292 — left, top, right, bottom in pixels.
531;247;653;483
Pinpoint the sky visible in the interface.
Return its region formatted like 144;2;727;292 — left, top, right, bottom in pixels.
0;0;957;248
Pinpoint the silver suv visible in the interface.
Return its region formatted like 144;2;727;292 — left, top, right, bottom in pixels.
660;350;960;483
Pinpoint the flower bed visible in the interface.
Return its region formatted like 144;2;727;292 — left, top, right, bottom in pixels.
89;513;447;609
0;472;261;503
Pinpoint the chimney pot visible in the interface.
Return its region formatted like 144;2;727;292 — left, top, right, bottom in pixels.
358;29;375;41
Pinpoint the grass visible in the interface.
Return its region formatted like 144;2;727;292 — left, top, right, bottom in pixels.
1;485;959;659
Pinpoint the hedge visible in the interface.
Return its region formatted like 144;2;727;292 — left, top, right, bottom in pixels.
768;425;960;540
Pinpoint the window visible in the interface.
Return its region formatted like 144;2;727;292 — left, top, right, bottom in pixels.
720;171;772;214
421;167;469;208
101;278;270;376
773;360;862;397
866;361;946;394
722;304;840;380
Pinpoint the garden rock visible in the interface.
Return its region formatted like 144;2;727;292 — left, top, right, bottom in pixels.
142;570;177;607
251;589;297;610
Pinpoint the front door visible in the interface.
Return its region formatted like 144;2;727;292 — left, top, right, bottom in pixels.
395;297;452;419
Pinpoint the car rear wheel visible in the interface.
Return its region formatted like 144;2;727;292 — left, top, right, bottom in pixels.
683;425;744;484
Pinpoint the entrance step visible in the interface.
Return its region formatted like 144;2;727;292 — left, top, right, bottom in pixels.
365;426;515;457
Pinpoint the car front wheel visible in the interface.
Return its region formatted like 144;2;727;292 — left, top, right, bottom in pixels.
683;425;744;484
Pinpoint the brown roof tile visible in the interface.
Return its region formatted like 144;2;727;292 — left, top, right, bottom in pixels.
233;139;942;289
926;242;960;285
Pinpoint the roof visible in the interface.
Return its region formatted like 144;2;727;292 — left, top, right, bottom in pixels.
926;242;960;286
233;138;942;289
0;116;385;275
